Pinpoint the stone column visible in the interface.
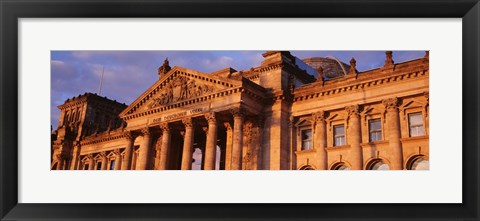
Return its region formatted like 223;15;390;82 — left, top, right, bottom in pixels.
251;116;264;170
383;97;403;170
56;153;65;170
181;117;194;170
313;111;328;170
121;131;135;170
231;108;244;170
224;122;233;170
101;152;108;170
70;142;81;170
158;123;171;170
88;154;95;170
204;112;218;170
138;127;152;170
114;149;122;170
346;105;363;170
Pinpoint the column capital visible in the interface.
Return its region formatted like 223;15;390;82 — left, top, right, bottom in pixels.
182;117;193;128
345;105;360;117
288;115;294;128
100;151;107;158
423;91;429;102
113;148;122;156
231;108;244;119
224;122;232;131
55;153;66;161
87;153;94;160
382;97;399;111
312;111;326;124
123;130;136;140
204;112;217;124
140;127;151;136
159;122;170;132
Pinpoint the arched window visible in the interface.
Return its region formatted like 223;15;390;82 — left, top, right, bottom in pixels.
331;162;350;170
407;155;429;170
64;112;70;124
76;109;81;121
367;159;390;170
192;148;203;170
299;165;315;170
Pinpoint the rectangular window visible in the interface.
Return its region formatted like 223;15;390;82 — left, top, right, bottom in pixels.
409;112;425;137
109;160;116;170
96;162;102;170
369;119;382;142
333;124;345;146
301;129;313;150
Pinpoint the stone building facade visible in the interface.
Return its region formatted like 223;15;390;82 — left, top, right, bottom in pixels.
51;51;429;170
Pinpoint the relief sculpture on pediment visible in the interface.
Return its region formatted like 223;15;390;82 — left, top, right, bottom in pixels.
148;76;215;109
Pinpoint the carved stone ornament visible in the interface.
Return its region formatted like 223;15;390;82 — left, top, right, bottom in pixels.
224;122;232;131
312;111;326;123
141;127;151;136
384;51;394;66
113;148;121;156
159;122;170;132
148;75;215;109
348;58;357;75
158;58;171;77
288;115;294;128
202;126;209;134
345;105;360;116
123;131;135;140
100;151;107;158
182;117;193;128
55;153;65;161
316;66;324;82
204;112;217;124
382;97;399;111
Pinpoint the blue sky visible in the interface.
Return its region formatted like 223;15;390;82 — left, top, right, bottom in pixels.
51;50;425;129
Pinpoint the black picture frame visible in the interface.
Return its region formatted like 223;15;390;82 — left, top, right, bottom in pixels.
1;0;479;220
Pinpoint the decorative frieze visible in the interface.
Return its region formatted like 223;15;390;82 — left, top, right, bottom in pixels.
148;75;215;108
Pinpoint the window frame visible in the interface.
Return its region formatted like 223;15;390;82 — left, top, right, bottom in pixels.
300;128;313;151
408;112;425;137
333;124;346;146
368;118;382;142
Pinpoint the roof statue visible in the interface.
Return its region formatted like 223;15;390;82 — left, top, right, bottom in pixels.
158;58;171;78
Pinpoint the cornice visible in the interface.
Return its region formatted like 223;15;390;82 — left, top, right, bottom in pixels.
80;130;125;146
293;68;428;102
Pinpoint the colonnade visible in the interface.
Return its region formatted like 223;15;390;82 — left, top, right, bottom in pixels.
119;109;245;170
309;97;404;170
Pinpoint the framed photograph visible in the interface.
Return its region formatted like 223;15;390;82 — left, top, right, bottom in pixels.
1;0;479;220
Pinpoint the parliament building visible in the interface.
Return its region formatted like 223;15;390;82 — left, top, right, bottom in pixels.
51;51;429;170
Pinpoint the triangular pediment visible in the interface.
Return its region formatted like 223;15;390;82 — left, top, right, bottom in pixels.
120;66;241;117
